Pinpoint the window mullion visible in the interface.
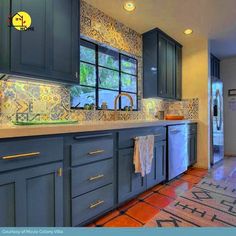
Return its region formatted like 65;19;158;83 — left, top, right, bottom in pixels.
95;44;99;109
119;53;122;110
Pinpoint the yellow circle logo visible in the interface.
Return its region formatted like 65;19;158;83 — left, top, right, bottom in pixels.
12;11;32;31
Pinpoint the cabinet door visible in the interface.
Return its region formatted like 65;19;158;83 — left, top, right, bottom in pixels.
143;30;158;98
0;173;17;226
188;134;197;166
166;40;176;98
175;45;182;100
0;162;63;227
11;0;79;82
50;0;79;81
158;35;167;97
147;141;166;188
118;148;146;204
0;0;10;72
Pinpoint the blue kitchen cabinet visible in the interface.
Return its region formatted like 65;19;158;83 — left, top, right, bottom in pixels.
0;0;10;73
118;148;146;203
0;162;63;227
147;141;166;188
143;28;182;99
188;124;198;166
8;0;80;83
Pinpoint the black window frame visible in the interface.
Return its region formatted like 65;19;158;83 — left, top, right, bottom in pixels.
71;39;139;111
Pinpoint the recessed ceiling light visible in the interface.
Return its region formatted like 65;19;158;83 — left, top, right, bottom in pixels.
124;2;136;12
184;29;193;35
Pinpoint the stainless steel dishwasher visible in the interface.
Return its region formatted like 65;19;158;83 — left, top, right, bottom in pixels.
168;124;188;180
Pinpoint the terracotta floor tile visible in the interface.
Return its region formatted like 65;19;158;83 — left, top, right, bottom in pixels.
145;193;173;209
104;215;142;227
126;202;160;224
168;179;194;189
138;189;154;200
151;184;166;192
180;174;202;184
118;199;139;212
95;210;120;226
187;168;208;177
158;185;177;198
86;223;96;227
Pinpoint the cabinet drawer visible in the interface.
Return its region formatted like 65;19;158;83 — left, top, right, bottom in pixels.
72;159;113;197
118;127;166;149
0;137;63;173
188;123;197;134
72;184;114;226
71;135;113;166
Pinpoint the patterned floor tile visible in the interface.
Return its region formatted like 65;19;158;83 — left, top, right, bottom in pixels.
126;202;160;224
145;193;173;209
104;215;142;227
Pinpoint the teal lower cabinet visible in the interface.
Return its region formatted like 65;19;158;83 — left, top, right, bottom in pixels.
0;162;63;227
72;184;114;226
118;148;146;203
147;141;166;188
188;133;197;166
69;133;115;226
188;124;198;167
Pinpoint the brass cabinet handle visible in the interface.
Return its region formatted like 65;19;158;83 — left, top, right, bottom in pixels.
88;150;104;156
57;168;63;177
1;152;40;160
89;200;104;209
88;174;104;181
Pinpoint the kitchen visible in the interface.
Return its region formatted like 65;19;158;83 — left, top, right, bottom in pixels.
0;0;235;229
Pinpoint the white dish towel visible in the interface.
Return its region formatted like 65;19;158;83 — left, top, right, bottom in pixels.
133;135;154;177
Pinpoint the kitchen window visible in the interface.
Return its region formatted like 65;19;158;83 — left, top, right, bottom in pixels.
70;39;138;110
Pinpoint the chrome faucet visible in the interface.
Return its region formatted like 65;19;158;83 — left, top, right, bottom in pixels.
114;93;134;120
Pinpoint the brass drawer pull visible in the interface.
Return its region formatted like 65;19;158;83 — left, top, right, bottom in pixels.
1;152;40;160
88;174;104;181
89;200;104;209
88;150;104;156
57;168;63;177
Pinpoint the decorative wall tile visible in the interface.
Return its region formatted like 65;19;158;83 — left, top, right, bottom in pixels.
0;1;198;125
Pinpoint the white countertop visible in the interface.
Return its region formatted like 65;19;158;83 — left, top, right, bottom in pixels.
0;119;197;139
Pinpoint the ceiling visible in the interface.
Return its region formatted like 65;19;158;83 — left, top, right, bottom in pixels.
84;0;236;59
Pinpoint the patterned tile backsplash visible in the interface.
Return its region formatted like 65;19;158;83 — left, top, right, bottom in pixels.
0;78;198;124
0;0;199;125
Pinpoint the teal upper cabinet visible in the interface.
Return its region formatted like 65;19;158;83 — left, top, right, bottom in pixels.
0;0;10;73
2;0;80;83
211;54;220;79
143;28;182;99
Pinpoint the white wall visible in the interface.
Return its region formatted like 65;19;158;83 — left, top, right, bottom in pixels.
221;57;236;155
182;38;211;169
